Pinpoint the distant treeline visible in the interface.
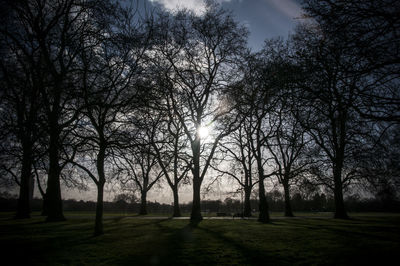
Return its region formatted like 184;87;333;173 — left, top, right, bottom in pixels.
1;194;399;214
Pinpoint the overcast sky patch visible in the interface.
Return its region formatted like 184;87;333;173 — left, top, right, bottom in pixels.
149;0;233;15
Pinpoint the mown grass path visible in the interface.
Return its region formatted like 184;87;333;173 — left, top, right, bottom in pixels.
1;212;399;265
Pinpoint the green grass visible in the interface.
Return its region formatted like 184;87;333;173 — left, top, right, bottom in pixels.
1;212;399;265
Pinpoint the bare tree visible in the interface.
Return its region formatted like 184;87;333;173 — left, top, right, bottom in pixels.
146;98;191;217
0;0;117;222
302;0;400;123
291;23;378;219
0;0;53;219
265;104;309;217
353;124;400;201
153;4;247;221
117;140;164;215
235;48;288;223
0;63;39;218
213;120;258;217
68;1;153;235
253;39;310;217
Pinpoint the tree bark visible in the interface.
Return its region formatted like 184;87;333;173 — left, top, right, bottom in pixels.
94;145;107;235
243;186;252;217
333;163;348;219
16;142;33;219
191;186;201;221
172;187;181;217
191;177;202;221
258;178;270;223
94;181;105;236
190;138;203;221
139;191;148;215
282;179;294;217
256;136;270;223
45;125;65;222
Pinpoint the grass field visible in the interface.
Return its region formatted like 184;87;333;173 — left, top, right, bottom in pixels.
1;212;399;265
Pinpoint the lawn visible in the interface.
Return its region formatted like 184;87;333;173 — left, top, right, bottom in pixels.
1;212;399;265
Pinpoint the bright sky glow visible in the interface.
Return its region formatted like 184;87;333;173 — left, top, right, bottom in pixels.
198;126;209;139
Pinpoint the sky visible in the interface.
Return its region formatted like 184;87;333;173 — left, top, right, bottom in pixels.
148;0;303;51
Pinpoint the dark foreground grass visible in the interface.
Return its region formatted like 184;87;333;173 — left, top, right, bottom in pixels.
1;213;399;265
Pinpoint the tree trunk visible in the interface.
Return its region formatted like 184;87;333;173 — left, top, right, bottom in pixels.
255;126;270;223
333;108;349;219
190;138;202;222
16;143;33;219
94;182;104;236
191;177;202;221
258;178;270;223
333;164;348;219
93;145;107;235
172;187;181;217
35;173;47;216
139;191;148;215
243;186;252;217
282;179;294;217
45;127;65;222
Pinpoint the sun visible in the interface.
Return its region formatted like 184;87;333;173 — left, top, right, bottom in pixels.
198;126;209;139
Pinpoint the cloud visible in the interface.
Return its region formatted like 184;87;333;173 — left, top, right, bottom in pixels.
268;0;302;19
150;0;233;15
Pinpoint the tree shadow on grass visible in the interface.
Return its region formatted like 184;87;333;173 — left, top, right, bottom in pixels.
146;220;292;266
112;220;203;265
272;218;400;265
197;225;290;265
158;222;197;265
279;217;400;242
27;219;173;264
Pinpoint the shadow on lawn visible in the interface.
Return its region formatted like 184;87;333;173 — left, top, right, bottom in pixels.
114;217;400;265
136;220;290;266
279;217;399;242
196;225;290;265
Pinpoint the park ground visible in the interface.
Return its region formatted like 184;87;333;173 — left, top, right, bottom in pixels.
0;212;399;265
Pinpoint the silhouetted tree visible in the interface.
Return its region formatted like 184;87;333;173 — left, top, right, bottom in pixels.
1;0;118;222
0;0;68;219
213;120;258;217
146;98;191;217
255;39;309;217
235;48;292;223
153;4;247;221
265;107;309;217
355;124;400;200
117;138;164;215
291;23;378;219
302;0;400;123
0;51;40;218
69;0;153;234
